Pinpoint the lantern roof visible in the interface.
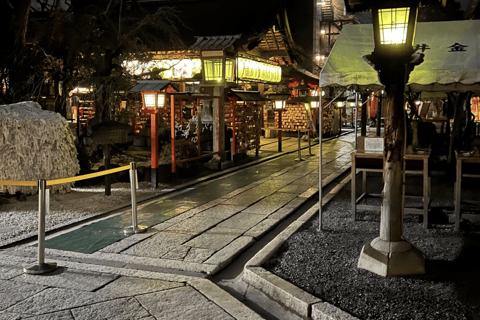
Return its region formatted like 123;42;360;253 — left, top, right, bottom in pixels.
230;90;269;102
266;93;291;101
288;96;319;104
130;80;177;92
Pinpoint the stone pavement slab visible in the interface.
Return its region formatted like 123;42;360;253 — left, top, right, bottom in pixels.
194;204;246;220
244;218;279;239
163;216;223;234
71;297;154;320
97;276;184;298
0;279;47;311
183;247;216;263
161;245;191;260
0;264;24;280
268;207;294;221
206;227;245;236
121;231;193;258
6;287;111;315
99;232;154;254
242;192;297;215
135;286;235;320
184;233;239;251
278;184;311;195
203;236;254;268
216;212;266;230
0;253;265;320
12;268;118;291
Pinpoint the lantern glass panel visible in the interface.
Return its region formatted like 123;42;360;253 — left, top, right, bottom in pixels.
274;100;285;110
157;93;165;107
144;93;156;108
204;59;223;81
378;8;410;44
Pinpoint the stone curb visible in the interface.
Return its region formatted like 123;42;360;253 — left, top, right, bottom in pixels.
243;174;360;320
0;252;265;320
11;246;221;275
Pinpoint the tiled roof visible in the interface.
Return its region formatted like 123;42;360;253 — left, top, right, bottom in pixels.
190;35;242;50
130;80;172;91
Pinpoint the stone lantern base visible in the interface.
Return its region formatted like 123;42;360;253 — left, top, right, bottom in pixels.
358;237;425;277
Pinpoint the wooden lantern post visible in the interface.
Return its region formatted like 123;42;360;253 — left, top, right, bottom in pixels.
141;90;166;188
347;0;429;277
267;93;289;152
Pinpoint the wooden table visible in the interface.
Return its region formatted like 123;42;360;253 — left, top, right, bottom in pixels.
351;150;431;228
454;150;480;231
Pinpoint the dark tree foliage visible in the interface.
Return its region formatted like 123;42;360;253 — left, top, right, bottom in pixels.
1;0;182;122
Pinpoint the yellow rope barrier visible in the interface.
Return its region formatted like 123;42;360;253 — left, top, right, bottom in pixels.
0;164;132;187
47;165;132;186
0;180;37;187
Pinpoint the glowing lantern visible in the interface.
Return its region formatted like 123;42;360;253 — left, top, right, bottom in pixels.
141;91;166;110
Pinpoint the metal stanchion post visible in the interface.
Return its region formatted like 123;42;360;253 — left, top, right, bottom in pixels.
124;162;147;235
295;129;305;161
230;138;234;161
24;180;57;275
354;92;358;149
307;130;315;156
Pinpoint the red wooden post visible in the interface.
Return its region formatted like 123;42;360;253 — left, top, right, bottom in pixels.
217;98;222;159
151;111;158;188
196;99;201;157
278;111;282;152
232;99;237;157
171;95;176;173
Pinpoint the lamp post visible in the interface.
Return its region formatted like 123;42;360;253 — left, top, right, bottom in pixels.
267;93;289;152
141;90;166;188
347;0;427;277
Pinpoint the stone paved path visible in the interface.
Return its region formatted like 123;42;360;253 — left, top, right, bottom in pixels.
2;133;355;319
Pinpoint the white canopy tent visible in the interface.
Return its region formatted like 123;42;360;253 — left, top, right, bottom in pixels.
320;20;480;92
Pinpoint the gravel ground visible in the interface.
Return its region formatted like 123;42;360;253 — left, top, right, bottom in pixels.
264;171;480;320
0;181;165;246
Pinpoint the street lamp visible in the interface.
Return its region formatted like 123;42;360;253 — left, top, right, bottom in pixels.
346;0;430;277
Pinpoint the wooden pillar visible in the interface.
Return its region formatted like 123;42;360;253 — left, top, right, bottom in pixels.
151;112;159;188
358;54;425;277
196;99;201;157
380;83;405;242
217;97;223;160
278;111;282;152
361;93;368;136
171;95;176;173
104;144;111;196
376;92;383;137
232;99;237;157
